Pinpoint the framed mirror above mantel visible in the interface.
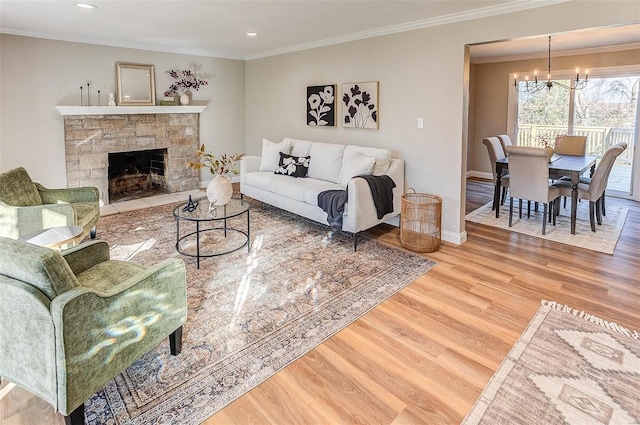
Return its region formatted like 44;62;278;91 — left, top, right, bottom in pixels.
55;105;207;116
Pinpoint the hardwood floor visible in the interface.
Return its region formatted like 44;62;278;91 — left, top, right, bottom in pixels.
3;178;639;424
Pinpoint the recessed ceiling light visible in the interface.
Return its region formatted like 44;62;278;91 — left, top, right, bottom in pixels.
246;32;258;37
76;3;97;9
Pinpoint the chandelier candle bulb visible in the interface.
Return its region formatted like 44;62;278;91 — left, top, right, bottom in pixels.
513;36;588;93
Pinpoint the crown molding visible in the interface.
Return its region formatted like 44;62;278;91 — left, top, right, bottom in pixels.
244;0;570;60
1;0;571;61
471;42;640;64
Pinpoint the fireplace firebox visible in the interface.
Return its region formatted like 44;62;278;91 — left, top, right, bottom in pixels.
108;149;168;203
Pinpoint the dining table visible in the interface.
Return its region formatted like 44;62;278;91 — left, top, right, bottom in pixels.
494;154;597;235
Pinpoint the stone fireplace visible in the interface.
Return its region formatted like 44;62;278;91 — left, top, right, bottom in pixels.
60;108;204;204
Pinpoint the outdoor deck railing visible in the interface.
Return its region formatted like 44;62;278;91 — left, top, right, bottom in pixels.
517;125;633;165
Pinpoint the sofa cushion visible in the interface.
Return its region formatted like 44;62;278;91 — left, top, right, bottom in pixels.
307;142;346;184
76;260;146;292
284;138;313;157
302;180;344;206
274;152;310;178
338;152;376;187
269;176;341;203
341;145;392;176
244;171;282;192
259;138;292;172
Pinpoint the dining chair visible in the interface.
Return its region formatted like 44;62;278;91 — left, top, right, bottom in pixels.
557;142;628;215
554;135;587;156
552;143;626;232
506;146;560;235
497;134;513;156
482;137;509;209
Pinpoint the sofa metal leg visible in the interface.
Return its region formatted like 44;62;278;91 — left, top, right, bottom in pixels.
90;226;97;239
170;326;183;355
353;232;358;251
64;403;84;425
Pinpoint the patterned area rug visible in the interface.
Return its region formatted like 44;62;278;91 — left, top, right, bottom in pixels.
86;201;436;424
465;201;627;254
462;301;639;425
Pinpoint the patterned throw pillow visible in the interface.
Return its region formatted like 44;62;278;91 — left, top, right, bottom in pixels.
274;152;310;178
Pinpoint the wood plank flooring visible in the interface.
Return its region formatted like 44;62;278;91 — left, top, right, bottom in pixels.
2;178;638;424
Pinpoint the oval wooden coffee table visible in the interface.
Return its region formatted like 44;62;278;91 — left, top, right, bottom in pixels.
19;225;84;249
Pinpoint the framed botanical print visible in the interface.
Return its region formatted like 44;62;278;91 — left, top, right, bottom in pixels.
342;81;378;129
307;85;336;126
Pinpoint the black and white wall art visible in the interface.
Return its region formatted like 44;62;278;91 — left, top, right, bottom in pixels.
307;85;336;126
342;81;378;129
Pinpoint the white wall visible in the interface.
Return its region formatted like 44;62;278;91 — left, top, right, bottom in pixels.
245;1;638;244
0;35;245;187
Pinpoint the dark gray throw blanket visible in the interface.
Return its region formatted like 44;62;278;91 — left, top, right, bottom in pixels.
317;174;396;231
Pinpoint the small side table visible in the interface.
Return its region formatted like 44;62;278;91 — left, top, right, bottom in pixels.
20;225;84;249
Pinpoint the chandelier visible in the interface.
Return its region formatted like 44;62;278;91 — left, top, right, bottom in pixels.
513;36;588;93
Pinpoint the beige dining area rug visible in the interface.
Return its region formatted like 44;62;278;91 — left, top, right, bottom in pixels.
465;200;627;254
462;300;639;425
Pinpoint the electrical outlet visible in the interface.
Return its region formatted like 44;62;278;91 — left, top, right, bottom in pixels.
417;117;424;129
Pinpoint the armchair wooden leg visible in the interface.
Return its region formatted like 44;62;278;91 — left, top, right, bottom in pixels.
527;200;531;218
90;226;97;239
596;199;603;225
500;187;507;205
589;201;596;232
601;195;606;216
542;203;548;235
170;326;183;355
64;403;84;425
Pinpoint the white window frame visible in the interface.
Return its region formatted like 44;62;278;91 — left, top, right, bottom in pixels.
507;64;640;201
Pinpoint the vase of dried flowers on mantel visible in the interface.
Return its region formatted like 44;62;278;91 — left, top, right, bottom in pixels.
188;144;243;209
164;63;209;105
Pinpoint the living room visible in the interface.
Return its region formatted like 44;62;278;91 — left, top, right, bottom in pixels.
1;1;639;424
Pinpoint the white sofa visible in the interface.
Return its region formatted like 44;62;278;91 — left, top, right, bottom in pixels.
240;137;404;246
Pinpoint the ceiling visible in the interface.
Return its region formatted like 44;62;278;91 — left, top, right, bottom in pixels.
1;0;639;61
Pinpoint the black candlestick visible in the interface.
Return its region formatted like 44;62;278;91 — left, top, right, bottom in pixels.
80;86;83;106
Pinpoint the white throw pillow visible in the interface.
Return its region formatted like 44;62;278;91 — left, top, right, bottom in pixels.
338;152;376;187
341;145;392;176
259;138;292;172
307;142;347;184
284;137;313;157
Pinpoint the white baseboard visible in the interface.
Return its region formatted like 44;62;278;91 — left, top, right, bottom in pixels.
443;229;466;245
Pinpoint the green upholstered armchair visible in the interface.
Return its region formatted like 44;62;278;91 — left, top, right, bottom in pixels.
0;167;100;241
0;237;187;425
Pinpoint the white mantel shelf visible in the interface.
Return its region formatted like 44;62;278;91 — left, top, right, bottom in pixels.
55;105;207;116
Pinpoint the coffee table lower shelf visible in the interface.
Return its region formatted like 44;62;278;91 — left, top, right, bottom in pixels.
175;226;249;269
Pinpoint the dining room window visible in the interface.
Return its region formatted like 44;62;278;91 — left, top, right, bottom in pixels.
507;65;639;200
